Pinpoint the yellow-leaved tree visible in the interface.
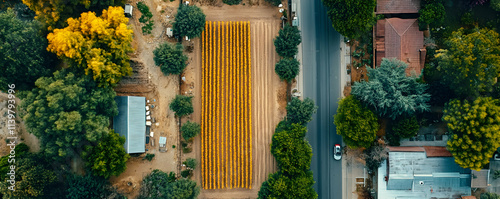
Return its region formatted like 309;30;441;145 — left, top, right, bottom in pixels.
47;6;133;87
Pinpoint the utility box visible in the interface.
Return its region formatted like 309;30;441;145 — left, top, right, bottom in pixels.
124;4;133;18
166;28;173;37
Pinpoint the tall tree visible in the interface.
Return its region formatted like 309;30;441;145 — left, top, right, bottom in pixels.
66;173;124;199
153;42;188;75
436;28;500;98
0;9;54;91
169;95;194;117
352;58;431;119
0;143;29;180
418;0;445;27
258;171;317;199
164;179;200;199
173;4;206;39
444;97;500;170
137;170;176;199
47;6;133;87
21;70;118;160
334;96;379;148
275;58;300;82
274;25;301;58
286;97;318;126
322;0;376;39
181;121;201;141
82;130;130;179
271;124;312;176
22;0;126;30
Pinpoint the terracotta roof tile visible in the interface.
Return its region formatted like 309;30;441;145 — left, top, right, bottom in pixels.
387;146;425;152
377;0;421;14
423;146;452;157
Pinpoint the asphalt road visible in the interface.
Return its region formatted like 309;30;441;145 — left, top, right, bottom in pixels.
299;0;343;198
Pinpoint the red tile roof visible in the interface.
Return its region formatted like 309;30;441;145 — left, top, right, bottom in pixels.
375;18;425;76
423;146;452;157
377;0;421;14
387;146;425;152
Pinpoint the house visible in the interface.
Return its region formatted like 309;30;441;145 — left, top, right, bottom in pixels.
376;0;421;14
378;146;489;199
113;96;146;154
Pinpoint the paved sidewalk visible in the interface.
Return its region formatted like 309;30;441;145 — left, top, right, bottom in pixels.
489;160;500;194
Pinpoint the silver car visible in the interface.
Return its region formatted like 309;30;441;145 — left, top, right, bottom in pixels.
334;144;342;160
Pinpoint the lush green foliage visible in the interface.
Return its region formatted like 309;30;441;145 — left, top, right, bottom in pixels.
418;1;445;27
173;5;206;38
334;96;379;148
481;192;500;199
392;116;419;139
137;2;154;34
271;124;312;175
362;143;388;172
22;0;126;30
0;10;54;90
492;0;500;11
153;42;188;76
286;97;318;126
322;0;376;39
138;170;199;199
444;97;500;170
275;58;300;82
181;121;201;141
222;0;242;5
264;0;281;6
436;28;500;98
169;95;194;117
180;169;192;178
274;25;302;58
66;173;124;199
258;171;317;199
0;143;29;180
352;58;431;119
46;6;134;87
82;130;129;178
183;158;197;169
21;70;118;160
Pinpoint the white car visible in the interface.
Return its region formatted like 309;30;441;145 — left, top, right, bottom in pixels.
334;144;342;160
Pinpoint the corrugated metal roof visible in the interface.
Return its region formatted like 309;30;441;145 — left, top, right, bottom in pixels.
113;96;146;153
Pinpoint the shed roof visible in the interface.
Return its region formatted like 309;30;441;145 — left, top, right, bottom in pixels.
377;0;421;14
424;146;452;157
113;96;146;153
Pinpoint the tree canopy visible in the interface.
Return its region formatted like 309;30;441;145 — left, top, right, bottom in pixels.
322;0;376;39
275;58;300;82
334;96;379;148
0;9;54;91
22;0;125;30
47;6;133;87
153;42;188;76
274;25;301;58
181;121;201;141
164;179;200;199
436;28;500;98
271;124;312;175
352;58;431;119
170;95;194;117
173;5;206;39
285;97;318;126
258;171;317;199
481;192;500;199
21;70;118;160
66;173;124;199
0;143;29;181
137;169;199;199
82;130;129;179
418;0;445;27
444;97;500;170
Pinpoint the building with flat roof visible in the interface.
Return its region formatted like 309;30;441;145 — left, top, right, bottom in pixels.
113;96;146;154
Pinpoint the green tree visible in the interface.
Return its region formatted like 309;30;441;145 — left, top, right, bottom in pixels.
334;96;379;148
258;171;317;199
264;0;281;6
0;9;54;91
183;158;197;170
181;121;200;141
137;169;176;199
66;173;124;199
82;130;130;179
418;1;445;27
274;25;301;58
322;0;376;39
352;58;431;119
392;116;419;138
46;6;134;87
271;124;312;175
164;178;200;199
0;143;29;180
286;97;318;126
173;4;206;39
21;70;118;160
436;28;500;98
444;97;500;170
170;95;194;117
275;58;300;82
222;0;242;5
481;192;500;199
492;0;500;11
153;42;188;76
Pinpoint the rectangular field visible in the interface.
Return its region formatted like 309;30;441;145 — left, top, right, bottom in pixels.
201;21;252;190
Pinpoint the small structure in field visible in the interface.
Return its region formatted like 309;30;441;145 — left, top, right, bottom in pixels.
124;4;133;18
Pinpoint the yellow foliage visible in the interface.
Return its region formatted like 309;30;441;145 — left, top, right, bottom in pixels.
47;6;133;87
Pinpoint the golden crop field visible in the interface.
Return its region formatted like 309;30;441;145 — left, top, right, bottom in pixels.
201;21;252;190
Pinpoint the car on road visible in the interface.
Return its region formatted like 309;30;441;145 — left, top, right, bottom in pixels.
334;144;342;160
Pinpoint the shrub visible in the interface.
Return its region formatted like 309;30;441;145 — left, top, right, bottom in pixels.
181;121;201;141
223;0;242;5
137;2;154;34
274;25;302;58
418;2;445;27
264;0;281;6
144;154;155;161
173;5;206;38
169;95;194;117
153;42;188;75
392;116;419;139
285;97;318;125
183;158;197;169
275;58;300;82
181;169;192;178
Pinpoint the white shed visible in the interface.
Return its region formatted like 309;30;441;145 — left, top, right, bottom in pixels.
124;4;133;18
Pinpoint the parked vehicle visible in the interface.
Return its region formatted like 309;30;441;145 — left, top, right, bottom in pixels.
334;144;342;160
